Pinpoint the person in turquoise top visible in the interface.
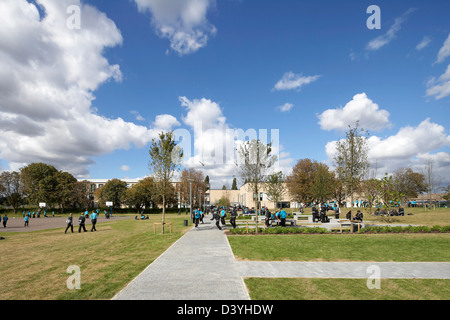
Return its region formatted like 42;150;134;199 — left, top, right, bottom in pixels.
24;214;29;227
2;214;8;228
220;208;226;226
280;209;287;227
90;210;98;232
194;209;201;227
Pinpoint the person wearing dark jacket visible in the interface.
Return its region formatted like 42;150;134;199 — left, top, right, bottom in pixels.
230;207;237;229
78;213;87;233
214;210;222;230
65;213;74;233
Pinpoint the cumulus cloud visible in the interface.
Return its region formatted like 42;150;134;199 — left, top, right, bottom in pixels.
0;0;159;177
317;93;391;132
132;0;217;56
366;8;416;51
175;96;290;188
273;72;321;91
153;114;181;131
325;118;450;183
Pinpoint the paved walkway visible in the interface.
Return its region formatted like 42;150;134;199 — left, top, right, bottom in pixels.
113;216;450;300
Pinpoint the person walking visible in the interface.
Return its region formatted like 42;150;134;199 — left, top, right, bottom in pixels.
78;213;87;233
65;213;74;233
90;210;98;232
230;207;237;229
194;209;201;227
264;208;271;228
220;207;226;226
2;214;8;228
24;214;29;227
214;209;222;230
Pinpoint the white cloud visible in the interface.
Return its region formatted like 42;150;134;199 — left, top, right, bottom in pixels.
130;110;145;121
426;64;450;100
277;103;293;112
436;33;450;64
273;72;321;91
366;8;416;51
416;36;431;51
132;0;216;56
325;118;450;183
0;0;160;177
317;93;391;132
121;165;130;171
153;114;181;131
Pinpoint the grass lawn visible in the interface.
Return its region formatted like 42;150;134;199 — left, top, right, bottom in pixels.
244;278;450;300
228;233;450;262
0;214;190;300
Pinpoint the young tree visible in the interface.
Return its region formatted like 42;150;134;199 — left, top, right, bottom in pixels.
334;122;370;216
236;139;277;233
393;168;427;203
149;131;183;234
265;171;286;208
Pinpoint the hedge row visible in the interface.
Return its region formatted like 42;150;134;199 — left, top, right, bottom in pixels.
358;225;450;234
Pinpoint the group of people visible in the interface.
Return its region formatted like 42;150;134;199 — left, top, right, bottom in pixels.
208;206;238;230
264;207;288;227
311;204;335;223
65;210;99;234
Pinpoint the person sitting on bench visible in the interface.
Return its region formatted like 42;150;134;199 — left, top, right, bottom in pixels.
353;210;363;222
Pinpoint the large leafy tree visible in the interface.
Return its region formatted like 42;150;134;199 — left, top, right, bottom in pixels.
54;170;78;213
0;171;23;214
94;179;128;210
124;177;156;213
149;131;183;234
20;163;59;207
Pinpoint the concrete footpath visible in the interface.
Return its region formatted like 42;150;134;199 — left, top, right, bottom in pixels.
113;216;450;300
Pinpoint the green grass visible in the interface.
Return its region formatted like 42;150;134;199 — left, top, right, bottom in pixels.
244;278;450;300
0;214;190;300
228;233;450;262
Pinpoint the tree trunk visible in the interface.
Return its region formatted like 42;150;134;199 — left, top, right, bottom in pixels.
162;194;165;234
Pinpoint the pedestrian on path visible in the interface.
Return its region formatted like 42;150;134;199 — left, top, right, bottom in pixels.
78;213;87;233
65;213;74;233
214;209;222;230
2;214;8;228
194;209;201;227
90;210;98;232
230;207;237;229
220;207;226;226
24;214;29;227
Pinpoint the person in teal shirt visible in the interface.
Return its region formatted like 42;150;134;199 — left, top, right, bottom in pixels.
280;209;287;227
220;208;226;226
24;215;29;227
2;214;8;228
194;209;201;227
90;210;98;232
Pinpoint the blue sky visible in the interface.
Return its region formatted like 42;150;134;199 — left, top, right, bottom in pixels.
0;0;449;189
